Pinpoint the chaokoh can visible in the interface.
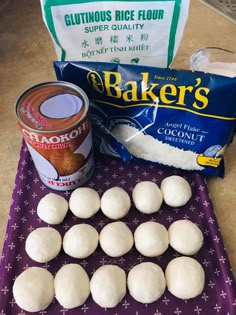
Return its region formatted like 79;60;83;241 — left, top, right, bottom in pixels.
15;81;94;191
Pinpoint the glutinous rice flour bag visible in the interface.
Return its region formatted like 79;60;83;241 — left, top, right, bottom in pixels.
40;0;189;67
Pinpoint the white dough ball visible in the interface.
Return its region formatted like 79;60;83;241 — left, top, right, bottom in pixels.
161;175;192;207
13;267;54;312
168;220;203;255
134;222;169;257
132;181;163;214
37;193;69;224
25;227;62;263
63;224;99;259
128;262;166;304
101;186;131;219
99;222;133;257
69;187;100;219
90;265;126;308
55;264;90;309
165;256;205;299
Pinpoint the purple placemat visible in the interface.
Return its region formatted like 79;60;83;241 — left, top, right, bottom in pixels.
0;141;236;315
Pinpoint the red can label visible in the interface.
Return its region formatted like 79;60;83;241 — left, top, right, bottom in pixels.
16;82;94;191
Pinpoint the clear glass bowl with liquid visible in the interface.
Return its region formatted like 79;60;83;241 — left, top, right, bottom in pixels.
190;47;236;77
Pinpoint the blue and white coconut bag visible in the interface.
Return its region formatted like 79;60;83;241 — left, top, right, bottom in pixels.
54;61;236;177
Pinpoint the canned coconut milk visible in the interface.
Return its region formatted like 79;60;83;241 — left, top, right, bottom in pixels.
15;81;94;191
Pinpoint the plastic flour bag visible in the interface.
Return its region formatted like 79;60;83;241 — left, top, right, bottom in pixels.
40;0;189;66
54;61;236;177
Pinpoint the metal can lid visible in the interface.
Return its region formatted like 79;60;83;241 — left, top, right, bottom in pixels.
15;81;89;133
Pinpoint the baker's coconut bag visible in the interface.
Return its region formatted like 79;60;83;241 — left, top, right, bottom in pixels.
54;61;236;177
40;0;189;66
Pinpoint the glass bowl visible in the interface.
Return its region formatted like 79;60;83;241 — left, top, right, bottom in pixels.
190;47;236;77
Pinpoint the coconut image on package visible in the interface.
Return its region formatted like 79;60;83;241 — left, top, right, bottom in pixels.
54;61;236;177
40;0;189;67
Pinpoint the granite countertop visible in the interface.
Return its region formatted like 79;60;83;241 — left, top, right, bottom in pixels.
0;0;235;278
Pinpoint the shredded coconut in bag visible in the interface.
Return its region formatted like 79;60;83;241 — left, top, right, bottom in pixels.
40;0;189;66
112;125;204;171
54;61;236;177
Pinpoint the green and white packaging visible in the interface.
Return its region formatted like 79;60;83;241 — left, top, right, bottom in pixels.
40;0;189;66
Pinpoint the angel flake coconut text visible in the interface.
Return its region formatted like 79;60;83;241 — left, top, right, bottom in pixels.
157;123;206;147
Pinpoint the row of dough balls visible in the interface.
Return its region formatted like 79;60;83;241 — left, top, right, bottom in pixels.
37;176;192;224
25;220;203;263
13;258;205;313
